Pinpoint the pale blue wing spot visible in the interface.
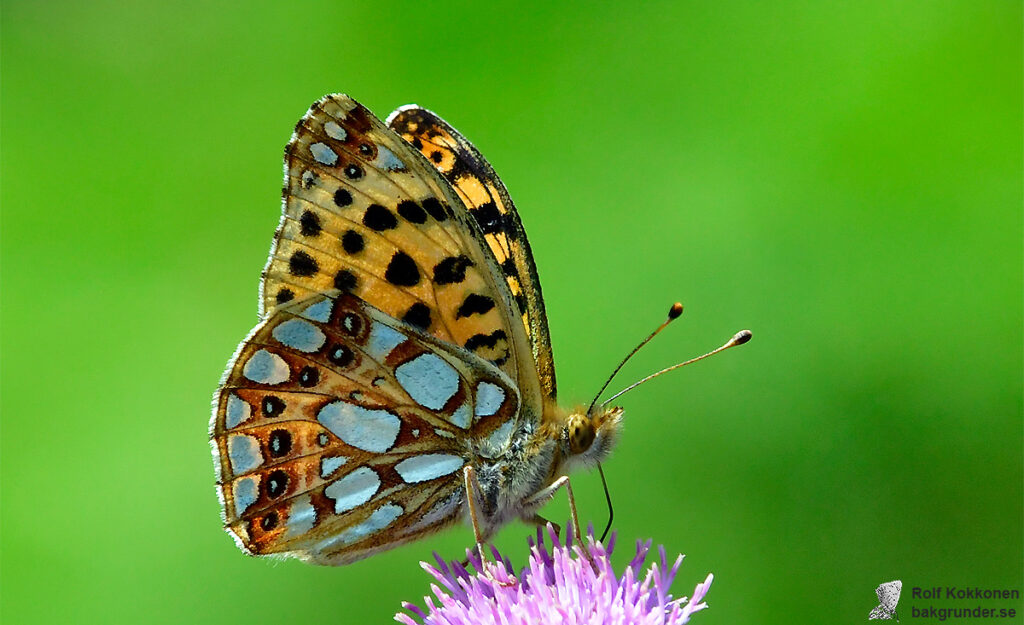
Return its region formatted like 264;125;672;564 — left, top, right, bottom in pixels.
310;142;338;165
300;298;333;323
394;454;465;483
395;353;459;410
317;402;401;453
225;393;251;429
228;434;264;474
450;402;471;429
320;455;348;478
317;503;403;551
324;466;380;514
323;121;348;141
233;476;258;517
474;381;505;417
242;349;289;384
272;318;326;352
285;496;317;538
365;322;406;360
373;145;405;171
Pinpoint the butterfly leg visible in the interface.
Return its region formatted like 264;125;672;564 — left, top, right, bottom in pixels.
462;465;489;564
522;475;594;567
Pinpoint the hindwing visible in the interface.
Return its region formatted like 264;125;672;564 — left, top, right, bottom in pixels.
211;292;520;565
388;105;557;400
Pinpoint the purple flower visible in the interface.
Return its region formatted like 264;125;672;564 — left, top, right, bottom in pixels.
397;526;713;625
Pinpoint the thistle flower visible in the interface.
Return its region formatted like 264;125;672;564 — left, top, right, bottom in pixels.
397;526;713;625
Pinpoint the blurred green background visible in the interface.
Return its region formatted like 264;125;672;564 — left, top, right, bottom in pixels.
2;1;1020;623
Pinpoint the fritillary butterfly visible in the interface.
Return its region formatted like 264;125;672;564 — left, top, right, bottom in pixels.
210;94;746;565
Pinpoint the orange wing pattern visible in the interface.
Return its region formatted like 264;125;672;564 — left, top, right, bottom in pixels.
259;95;538;405
388;106;557;400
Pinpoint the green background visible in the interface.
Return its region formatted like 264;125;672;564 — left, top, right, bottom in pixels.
2;1;1020;623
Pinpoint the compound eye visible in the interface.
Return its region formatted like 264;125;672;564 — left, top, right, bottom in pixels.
569;421;596;454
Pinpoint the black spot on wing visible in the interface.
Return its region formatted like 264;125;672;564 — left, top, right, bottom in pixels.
513;291;528;313
327;344;355;367
465;329;507;351
402;303;431;330
422;197;448;222
265;470;288;498
456;294;496;318
385;252;420;286
275;288;295;305
299;366;319;387
300;210;321;237
339;312;363;336
472;201;503;235
333;269;357;292
363;204;398;231
268;430;292;457
397;200;427;224
260;512;278;531
342;230;364;254
262;396;285;417
333;188;353;207
433;255;473;285
289;251;318;276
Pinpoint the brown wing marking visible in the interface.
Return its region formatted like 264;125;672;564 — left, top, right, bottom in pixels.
211;293;518;564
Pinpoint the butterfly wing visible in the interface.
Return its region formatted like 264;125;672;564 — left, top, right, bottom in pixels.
876;581;902;611
387;105;557;400
868;606;894;620
211;293;519;565
259;94;542;411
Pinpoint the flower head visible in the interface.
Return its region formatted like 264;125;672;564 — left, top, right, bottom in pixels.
397;526;713;625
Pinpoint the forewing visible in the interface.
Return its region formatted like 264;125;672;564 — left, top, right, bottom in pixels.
388;105;557;400
210;293;519;565
260;94;540;407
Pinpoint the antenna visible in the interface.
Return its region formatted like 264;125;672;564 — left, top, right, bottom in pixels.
589;310;751;544
601;329;752;406
586;302;684;415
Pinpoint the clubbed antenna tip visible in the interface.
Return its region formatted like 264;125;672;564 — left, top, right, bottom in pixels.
733;330;752;345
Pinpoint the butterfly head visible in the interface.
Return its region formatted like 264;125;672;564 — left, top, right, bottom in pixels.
561;404;624;469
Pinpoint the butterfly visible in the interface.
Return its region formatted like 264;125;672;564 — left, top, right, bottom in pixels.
869;580;902;620
210;94;705;565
